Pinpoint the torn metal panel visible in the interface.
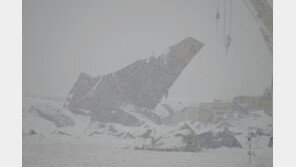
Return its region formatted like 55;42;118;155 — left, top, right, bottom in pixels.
67;37;204;121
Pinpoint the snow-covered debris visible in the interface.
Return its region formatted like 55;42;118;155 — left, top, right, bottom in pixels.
123;132;136;140
51;130;73;137
23;96;75;128
135;123;199;152
22;95;272;156
196;127;242;149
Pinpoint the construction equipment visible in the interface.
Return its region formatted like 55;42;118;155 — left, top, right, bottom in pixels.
243;0;273;53
223;0;233;54
215;0;220;32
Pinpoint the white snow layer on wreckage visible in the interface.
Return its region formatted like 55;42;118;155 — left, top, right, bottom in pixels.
23;96;272;166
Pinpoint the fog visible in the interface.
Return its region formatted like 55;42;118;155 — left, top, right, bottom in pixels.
23;0;272;104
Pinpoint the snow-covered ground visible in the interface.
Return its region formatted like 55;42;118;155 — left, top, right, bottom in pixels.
23;96;272;167
23;139;272;167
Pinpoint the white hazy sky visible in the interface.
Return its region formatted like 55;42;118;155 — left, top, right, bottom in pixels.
23;0;272;104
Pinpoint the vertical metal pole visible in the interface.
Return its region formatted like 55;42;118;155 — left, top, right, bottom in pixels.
248;133;252;166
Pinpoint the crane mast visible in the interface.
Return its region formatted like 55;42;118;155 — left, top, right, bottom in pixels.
243;0;273;52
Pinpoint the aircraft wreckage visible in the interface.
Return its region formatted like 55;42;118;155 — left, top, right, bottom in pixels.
67;37;204;122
